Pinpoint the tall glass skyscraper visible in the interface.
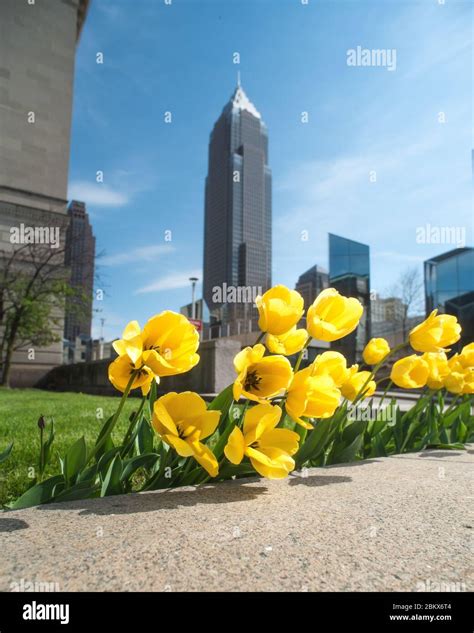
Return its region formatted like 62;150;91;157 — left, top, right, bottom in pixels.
64;200;96;343
203;81;272;328
329;233;371;363
424;247;474;348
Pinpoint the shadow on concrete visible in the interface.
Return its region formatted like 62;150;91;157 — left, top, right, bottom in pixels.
0;517;29;532
325;458;381;469
36;480;269;517
418;451;466;459
288;474;352;487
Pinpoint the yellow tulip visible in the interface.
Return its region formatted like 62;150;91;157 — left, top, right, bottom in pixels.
255;285;304;336
409;310;461;353
461;368;474;394
311;351;349;387
108;355;155;395
444;355;474;394
233;344;293;403
422;352;450;390
390;355;429;389
362;338;390;365
286;367;341;428
112;320;143;364
141;311;200;377
266;326;308;355
306;288;363;342
224;404;299;479
112;311;200;378
340;366;376;401
459;342;474;369
152;392;220;477
443;371;465;394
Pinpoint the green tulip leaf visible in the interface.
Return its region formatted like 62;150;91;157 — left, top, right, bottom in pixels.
8;475;64;510
100;453;123;497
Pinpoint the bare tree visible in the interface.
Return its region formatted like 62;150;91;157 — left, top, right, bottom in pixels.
0;243;87;387
388;266;425;339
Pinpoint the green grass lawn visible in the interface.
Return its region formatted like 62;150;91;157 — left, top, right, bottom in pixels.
0;389;138;505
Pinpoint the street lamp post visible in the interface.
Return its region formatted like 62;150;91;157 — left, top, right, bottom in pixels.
189;277;198;320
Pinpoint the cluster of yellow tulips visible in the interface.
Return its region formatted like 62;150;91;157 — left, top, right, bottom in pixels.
108;285;472;481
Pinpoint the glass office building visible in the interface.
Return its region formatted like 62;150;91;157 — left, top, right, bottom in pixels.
329;234;371;363
424;247;474;348
295;265;329;310
203;80;272;328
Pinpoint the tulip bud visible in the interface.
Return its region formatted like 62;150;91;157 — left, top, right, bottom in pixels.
390;355;429;389
37;415;46;430
255;285;304;336
363;338;390;365
306;288;363;342
409;310;461;353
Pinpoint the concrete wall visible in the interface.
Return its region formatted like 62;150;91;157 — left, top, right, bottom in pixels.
0;0;84;386
0;0;79;206
36;338;242;396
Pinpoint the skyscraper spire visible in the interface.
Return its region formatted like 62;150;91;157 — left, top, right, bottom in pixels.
228;77;261;120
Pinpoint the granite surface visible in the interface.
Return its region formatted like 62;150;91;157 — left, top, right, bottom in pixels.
1;448;472;592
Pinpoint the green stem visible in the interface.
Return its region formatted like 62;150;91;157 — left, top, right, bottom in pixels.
441;392;461;416
377;380;393;410
120;395;147;457
254;331;265;345
89;371;137;464
293;336;312;373
353;342;409;406
140;444;171;491
174;456;195;485
39;425;44;481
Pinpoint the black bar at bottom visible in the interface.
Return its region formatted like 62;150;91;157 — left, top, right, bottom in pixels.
0;592;471;633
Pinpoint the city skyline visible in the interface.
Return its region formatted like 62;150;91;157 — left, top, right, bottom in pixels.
66;0;472;340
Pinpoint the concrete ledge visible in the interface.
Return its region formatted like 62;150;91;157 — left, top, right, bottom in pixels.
1;449;472;592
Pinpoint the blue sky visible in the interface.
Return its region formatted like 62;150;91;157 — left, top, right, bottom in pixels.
67;0;472;340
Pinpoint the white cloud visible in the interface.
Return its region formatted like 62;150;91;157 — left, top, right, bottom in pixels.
100;244;175;266
68;181;128;207
135;269;202;295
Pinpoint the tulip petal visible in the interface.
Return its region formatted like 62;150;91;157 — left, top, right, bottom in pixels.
188;410;221;440
162;434;195;457
224;426;245;464
190;441;219;477
258;428;300;456
159;391;207;421
122;320;141;338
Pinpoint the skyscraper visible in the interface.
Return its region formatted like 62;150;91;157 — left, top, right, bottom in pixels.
295;265;329;310
424;247;474;348
203;80;272;331
329;233;371;363
0;0;89;386
64;200;95;344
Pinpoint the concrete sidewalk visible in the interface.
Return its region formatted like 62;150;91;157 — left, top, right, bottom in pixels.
1;448;472;592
